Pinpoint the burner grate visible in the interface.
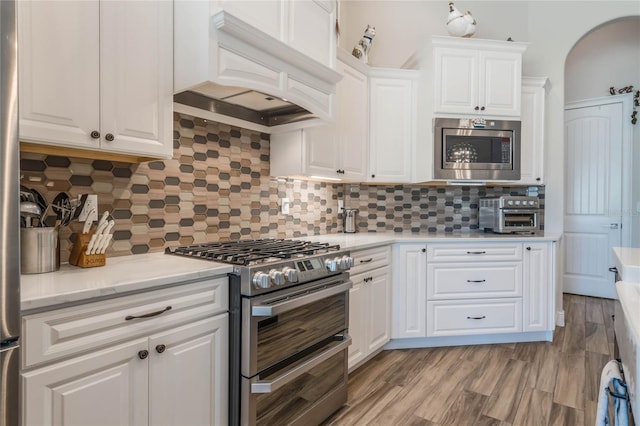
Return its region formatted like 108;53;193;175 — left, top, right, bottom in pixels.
165;238;341;266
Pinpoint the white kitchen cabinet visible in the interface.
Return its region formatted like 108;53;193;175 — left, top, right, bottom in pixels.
368;68;419;183
22;278;229;426
213;0;335;68
18;0;173;159
425;241;554;338
271;54;368;181
518;77;548;185
392;243;427;339
432;36;527;117
348;245;392;370
523;242;555;332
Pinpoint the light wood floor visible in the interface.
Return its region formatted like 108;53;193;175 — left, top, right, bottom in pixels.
325;294;622;426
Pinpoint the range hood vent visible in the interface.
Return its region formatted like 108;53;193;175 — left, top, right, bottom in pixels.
174;7;342;132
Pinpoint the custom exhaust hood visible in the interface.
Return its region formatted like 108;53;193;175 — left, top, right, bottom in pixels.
174;6;342;132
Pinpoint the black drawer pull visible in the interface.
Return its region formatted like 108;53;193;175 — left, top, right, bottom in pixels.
466;251;486;255
467;315;486;320
125;306;172;321
359;258;373;263
467;279;486;283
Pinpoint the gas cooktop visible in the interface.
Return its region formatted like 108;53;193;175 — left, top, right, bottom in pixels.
165;238;342;266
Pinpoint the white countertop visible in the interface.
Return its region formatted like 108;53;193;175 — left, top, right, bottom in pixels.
21;252;233;312
613;247;640;282
21;232;561;312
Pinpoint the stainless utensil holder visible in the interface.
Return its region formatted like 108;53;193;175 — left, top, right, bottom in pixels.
20;227;59;274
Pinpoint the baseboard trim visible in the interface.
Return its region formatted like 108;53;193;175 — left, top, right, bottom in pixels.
384;331;554;350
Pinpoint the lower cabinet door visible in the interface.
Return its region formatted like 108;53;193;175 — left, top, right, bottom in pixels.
22;338;149;426
366;266;391;353
427;298;523;337
348;275;366;369
148;313;229;426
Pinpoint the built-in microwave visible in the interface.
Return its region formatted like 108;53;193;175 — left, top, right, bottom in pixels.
434;117;521;181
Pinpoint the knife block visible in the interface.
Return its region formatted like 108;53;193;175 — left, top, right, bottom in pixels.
69;231;106;268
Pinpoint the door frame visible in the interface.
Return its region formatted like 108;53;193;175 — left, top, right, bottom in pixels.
564;93;634;251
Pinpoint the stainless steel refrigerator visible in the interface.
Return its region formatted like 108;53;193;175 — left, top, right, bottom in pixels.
0;0;20;425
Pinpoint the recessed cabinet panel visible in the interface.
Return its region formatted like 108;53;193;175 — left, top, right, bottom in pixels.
18;1;100;148
435;49;477;111
428;263;523;300
480;51;522;116
100;0;173;157
427;299;522;336
519;77;547;185
288;0;334;66
217;47;283;92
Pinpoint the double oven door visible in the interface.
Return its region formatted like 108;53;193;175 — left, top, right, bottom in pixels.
239;273;352;425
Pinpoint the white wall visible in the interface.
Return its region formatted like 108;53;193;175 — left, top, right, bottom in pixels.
565;17;640;247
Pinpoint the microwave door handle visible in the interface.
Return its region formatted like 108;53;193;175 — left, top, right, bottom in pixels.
250;335;352;394
251;281;352;317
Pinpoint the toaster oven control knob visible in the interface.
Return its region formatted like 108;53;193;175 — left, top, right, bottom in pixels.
269;269;285;286
282;267;299;282
324;258;338;272
252;272;271;289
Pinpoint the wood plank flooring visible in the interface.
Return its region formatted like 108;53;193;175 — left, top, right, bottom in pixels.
324;294;622;426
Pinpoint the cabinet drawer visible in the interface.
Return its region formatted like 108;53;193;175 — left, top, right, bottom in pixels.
427;243;522;262
350;245;391;276
427;262;522;300
23;277;228;368
427;298;522;337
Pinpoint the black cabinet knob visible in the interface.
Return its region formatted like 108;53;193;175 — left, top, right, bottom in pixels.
90;130;100;139
156;344;166;354
138;350;149;360
105;133;115;142
421;248;426;252
536;177;541;181
526;247;531;251
480;106;485;111
371;174;375;178
474;106;479;111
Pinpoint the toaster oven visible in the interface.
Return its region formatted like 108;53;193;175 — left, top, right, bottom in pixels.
479;196;540;234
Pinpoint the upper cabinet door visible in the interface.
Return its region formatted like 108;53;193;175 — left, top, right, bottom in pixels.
432;37;527;118
336;60;367;181
18;1;100;149
479;51;522;117
433;48;478;114
288;0;335;67
368;71;417;183
518;77;548;185
100;0;173;158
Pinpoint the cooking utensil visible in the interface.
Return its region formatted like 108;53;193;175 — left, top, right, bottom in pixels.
20;201;42;228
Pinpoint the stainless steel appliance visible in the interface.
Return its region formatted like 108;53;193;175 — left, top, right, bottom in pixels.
343;209;358;233
479;196;540;234
0;1;20;425
166;239;353;426
434;117;521;181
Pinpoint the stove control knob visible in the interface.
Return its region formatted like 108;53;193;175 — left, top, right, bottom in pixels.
282;267;299;282
529;200;536;206
252;272;271;289
325;258;338;272
269;269;285;286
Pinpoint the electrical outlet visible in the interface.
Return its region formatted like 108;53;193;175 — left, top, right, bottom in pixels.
281;198;290;215
338;200;344;212
78;194;98;222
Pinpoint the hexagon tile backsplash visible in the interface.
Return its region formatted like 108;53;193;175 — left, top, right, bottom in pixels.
20;112;543;263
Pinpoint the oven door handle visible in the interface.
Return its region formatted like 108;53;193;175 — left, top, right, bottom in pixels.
251;335;351;394
251;281;352;317
499;209;539;214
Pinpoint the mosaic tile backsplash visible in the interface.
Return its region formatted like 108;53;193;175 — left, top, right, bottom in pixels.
20;112;544;262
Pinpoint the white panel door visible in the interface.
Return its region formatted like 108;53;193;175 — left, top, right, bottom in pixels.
337;61;368;181
288;0;334;67
523;243;552;332
366;267;391;353
564;100;623;299
433;48;478;114
18;1;100;149
479;51;521;116
347;274;366;369
100;0;173;157
392;244;427;338
22;339;148;426
149;314;229;426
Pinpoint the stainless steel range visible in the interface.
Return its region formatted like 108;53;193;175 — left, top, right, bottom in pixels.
166;239;353;426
